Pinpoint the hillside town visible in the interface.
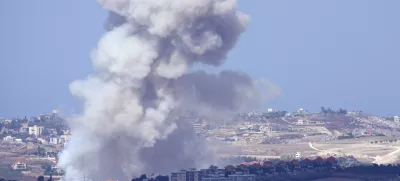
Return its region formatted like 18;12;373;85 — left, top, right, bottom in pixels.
0;108;399;180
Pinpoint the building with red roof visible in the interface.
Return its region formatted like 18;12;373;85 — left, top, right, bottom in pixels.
325;156;337;163
314;156;324;163
263;161;273;167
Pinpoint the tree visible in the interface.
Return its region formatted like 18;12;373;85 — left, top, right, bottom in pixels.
155;175;168;181
209;165;218;172
139;174;147;180
37;146;46;156
326;108;334;114
321;107;327;114
132;174;147;181
56;127;63;136
6;120;20;130
42;129;50;136
37;176;45;181
338;108;347;115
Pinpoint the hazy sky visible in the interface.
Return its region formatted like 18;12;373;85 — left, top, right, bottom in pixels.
0;1;399;117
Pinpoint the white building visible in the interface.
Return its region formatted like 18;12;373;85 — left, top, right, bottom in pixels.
260;126;272;132
298;108;308;114
295;152;301;159
49;137;59;145
12;162;27;170
394;116;399;123
3;135;14;142
52;109;59;114
297;119;304;125
60;135;71;146
28;125;44;136
267;108;273;113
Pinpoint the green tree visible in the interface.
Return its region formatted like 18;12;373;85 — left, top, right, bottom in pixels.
42;129;50;136
37;146;46;156
338;108;348;115
321;107;327;114
37;176;45;181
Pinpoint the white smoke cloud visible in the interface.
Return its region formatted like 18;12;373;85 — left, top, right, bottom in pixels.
58;0;263;180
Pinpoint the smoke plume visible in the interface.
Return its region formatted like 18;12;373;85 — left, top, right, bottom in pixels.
58;0;261;180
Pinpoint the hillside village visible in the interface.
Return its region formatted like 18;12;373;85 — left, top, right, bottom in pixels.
0;108;399;180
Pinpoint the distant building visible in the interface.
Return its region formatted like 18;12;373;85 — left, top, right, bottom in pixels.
186;169;202;181
49;137;59;145
60;135;71;147
260;126;272;132
19;127;28;133
170;169;202;181
297;119;304;125
297;108;308;115
28;125;44;136
63;129;71;135
12;162;27;170
193;123;204;133
228;172;256;181
347;111;361;116
170;170;188;181
3;135;14;142
267;108;273;113
394;116;399;123
295;152;301;159
202;178;227;181
21;122;29;128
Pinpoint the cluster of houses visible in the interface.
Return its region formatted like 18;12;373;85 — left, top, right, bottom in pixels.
169;156;361;181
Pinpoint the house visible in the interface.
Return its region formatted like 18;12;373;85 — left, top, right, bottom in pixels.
263;161;273;168
28;125;44;136
325;156;338;168
47;128;58;135
341;157;360;167
3;135;14;142
12;162;27;170
49;137;59;145
314;157;324;165
171;169;202;181
295;152;301;159
298;108;308;115
297;120;304;125
364;130;374;136
19;127;28;133
394;116;399;123
277;161;286;167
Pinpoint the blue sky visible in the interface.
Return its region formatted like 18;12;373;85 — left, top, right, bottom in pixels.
0;1;399;117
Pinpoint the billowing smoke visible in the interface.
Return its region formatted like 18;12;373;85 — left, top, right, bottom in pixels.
58;0;262;180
